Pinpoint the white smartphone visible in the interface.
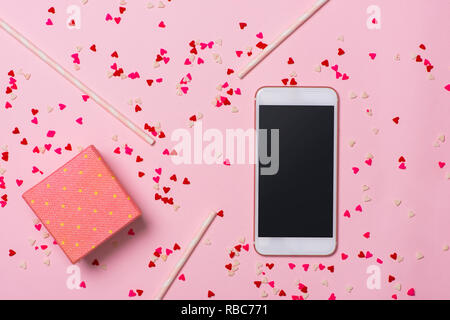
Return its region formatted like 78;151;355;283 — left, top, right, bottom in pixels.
254;87;338;256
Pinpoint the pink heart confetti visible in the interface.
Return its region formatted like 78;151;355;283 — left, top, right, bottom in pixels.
124;145;133;155
180;87;189;94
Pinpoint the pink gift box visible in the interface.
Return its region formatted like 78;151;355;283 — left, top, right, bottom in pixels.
22;145;141;263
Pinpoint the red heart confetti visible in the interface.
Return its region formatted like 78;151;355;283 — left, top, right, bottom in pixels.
239;22;247;30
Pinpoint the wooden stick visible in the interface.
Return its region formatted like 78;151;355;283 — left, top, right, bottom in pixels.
238;0;329;79
154;211;217;300
0;17;156;146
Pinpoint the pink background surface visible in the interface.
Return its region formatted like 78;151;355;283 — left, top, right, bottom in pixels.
1;0;449;299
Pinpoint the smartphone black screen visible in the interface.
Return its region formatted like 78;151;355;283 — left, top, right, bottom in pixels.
258;105;335;237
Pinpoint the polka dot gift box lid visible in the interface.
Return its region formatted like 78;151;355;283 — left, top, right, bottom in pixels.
22;145;141;263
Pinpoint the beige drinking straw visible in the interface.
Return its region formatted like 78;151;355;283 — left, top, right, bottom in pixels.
0;17;156;146
238;0;330;79
154;211;217;300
